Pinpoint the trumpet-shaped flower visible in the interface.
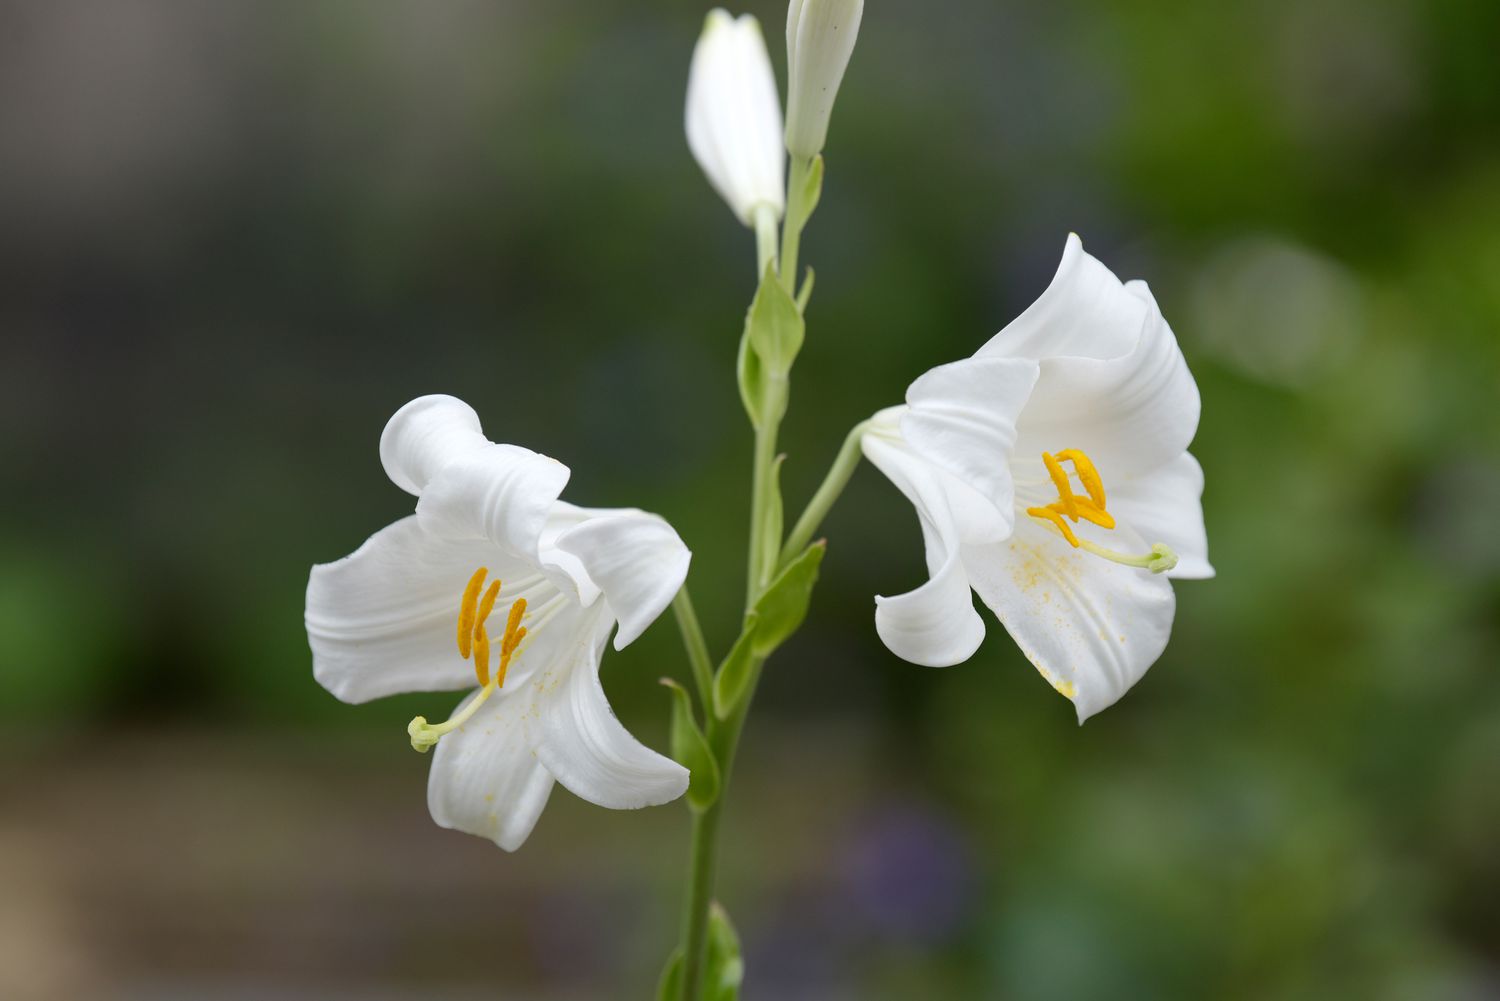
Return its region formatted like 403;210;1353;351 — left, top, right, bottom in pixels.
862;235;1213;721
686;9;786;226
784;0;864;157
305;395;691;849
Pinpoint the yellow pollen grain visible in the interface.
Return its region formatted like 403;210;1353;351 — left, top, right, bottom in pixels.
456;567;488;659
1041;452;1079;520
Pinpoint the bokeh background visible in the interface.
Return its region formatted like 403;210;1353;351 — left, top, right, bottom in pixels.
2;1;1498;998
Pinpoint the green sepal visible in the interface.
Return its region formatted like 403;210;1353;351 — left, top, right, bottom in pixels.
661;679;721;813
712;621;759;721
748;541;826;657
706;902;745;1001
657;948;684;1001
796;267;815;314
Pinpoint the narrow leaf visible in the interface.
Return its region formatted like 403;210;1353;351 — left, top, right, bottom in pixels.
706;902;745;1001
796;267;815;314
662;679;721;812
736;327;766;429
745;264;805;377
759;454;785;589
749;541;826;657
712;620;760;721
791;154;825;233
657;948;684;1001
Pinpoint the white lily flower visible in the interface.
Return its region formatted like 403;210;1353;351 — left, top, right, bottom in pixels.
784;0;864;157
305;395;691;849
686;9;786;226
862;235;1213;722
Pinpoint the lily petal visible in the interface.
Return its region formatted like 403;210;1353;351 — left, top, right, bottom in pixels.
427;688;556;851
862;424;987;666
1108;452;1215;580
380;395;492;496
553;507;693;650
964;516;1176;723
900;355;1039;533
979;236;1200;477
306;517;531;704
415;443;572;565
530;614;689;809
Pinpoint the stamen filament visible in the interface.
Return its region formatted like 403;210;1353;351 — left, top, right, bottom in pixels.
408;585;534;753
1026;505;1079;547
1027;508;1178;574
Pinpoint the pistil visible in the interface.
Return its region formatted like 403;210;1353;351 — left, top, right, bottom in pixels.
1025;449;1179;575
408;569;528;753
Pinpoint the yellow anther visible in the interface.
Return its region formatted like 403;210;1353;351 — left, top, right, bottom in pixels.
1026;505;1080;547
475;579;502;630
456;567;489;659
473;626;491;686
1056;449;1106;508
1041;452;1079;520
470;578;502;685
1028;447;1177;574
1067;496;1116;530
494;598;528;687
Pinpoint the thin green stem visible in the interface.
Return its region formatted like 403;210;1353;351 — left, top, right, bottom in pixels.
678;805;720;1001
678;648;762;1001
779;154;815;293
671;587;716;709
779;420;870;569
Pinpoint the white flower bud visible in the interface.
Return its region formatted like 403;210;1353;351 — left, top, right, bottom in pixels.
784;0;864;157
686;10;786;226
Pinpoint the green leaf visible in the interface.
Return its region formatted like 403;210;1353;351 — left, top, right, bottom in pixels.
657;948;684;1001
662;679;720;812
744;264;805;378
712;620;759;721
790;154;824;234
759;454;785;588
796;267;815;314
749;541;826;657
712;542;827;719
736;324;766;429
706;903;745;1001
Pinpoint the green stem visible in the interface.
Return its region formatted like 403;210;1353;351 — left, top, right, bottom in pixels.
779;154;815;293
779;420;869;569
671;587;716;709
678;650;762;1001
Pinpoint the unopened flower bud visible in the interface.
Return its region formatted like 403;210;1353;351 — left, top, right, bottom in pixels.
784;0;864;157
686;10;786;226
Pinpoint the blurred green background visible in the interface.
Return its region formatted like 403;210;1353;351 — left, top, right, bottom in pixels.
2;1;1498;998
